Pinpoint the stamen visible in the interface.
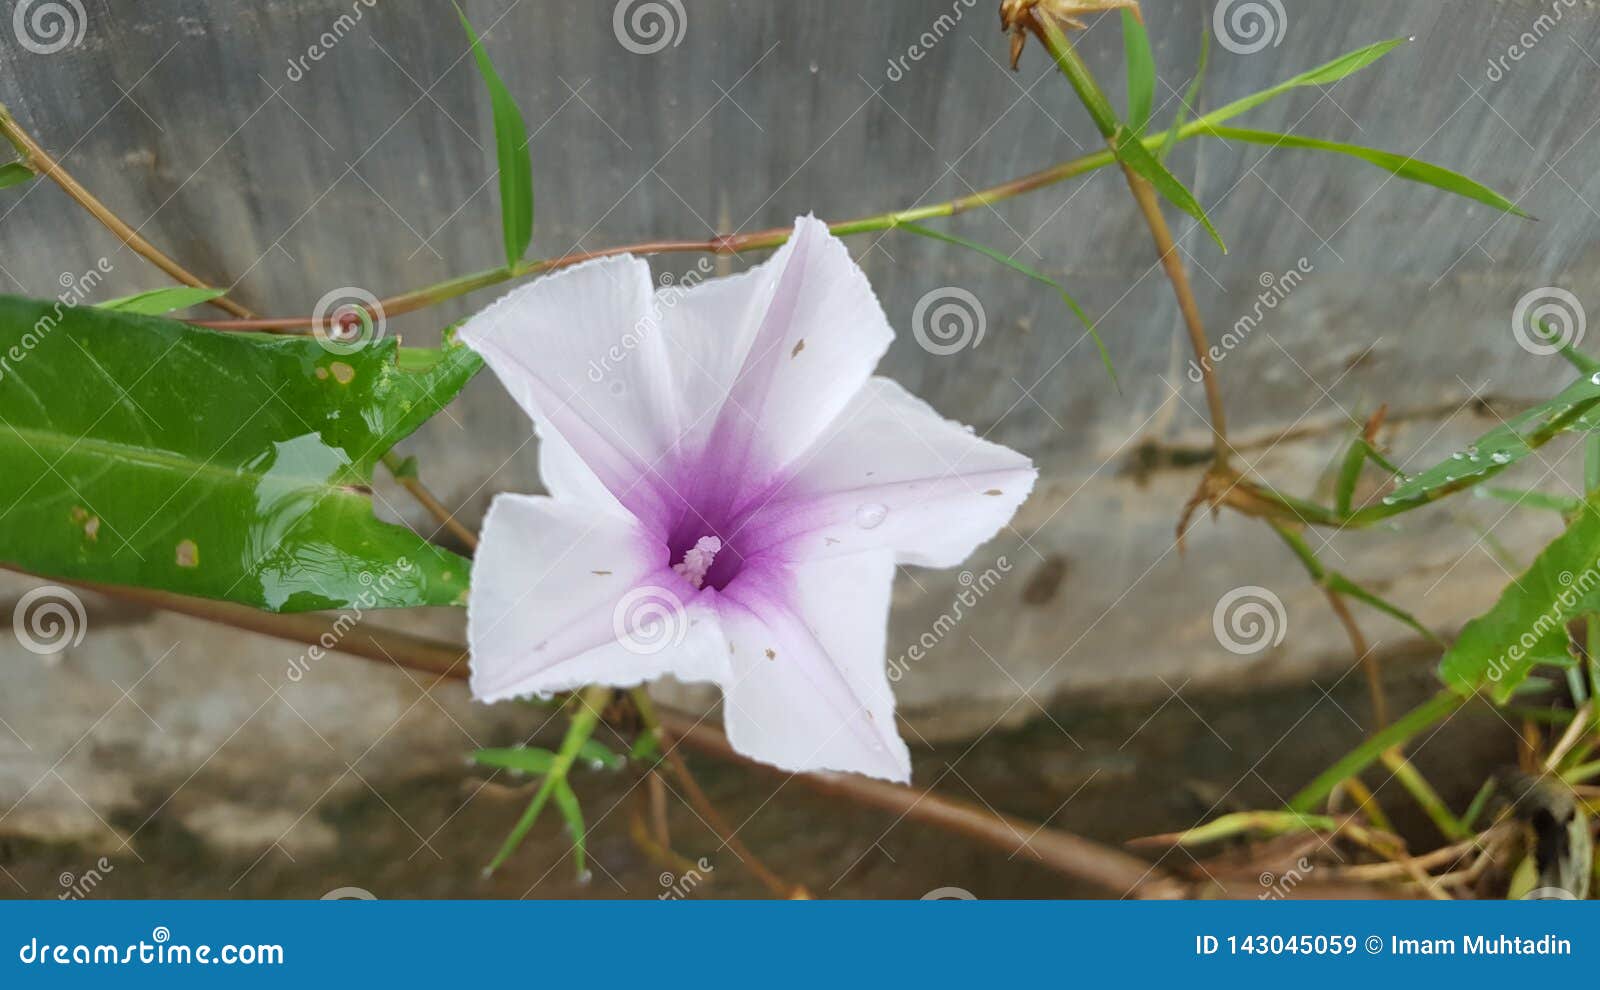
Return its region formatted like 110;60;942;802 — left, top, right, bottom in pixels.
672;535;722;590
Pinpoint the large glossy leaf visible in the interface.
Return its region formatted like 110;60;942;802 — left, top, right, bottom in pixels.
458;7;534;268
0;295;479;612
1376;372;1600;514
1202;127;1526;216
1438;498;1600;702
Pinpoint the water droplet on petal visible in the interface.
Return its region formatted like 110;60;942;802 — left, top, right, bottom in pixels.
855;503;888;529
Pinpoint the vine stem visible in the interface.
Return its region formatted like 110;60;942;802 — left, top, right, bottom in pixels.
0;102;249;319
18;568;1185;898
629;688;800;898
1026;13;1229;469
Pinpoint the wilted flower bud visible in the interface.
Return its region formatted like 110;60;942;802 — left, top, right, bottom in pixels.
999;0;1142;69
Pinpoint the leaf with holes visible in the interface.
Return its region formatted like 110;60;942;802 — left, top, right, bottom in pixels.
0;295;479;611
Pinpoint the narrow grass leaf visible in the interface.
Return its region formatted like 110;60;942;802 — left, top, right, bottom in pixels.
575;738;625;771
457;6;534;267
1198;38;1408;132
551;779;587;877
0;161;35;189
1159;29;1208;162
1202;126;1526;217
98;286;228;315
473;747;556;775
1121;9;1155;135
1114;126;1226;252
898;221;1116;387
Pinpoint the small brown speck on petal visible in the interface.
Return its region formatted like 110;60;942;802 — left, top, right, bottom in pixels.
175;539;199;568
984;488;1003;496
592;569;612;575
764;648;776;660
791;338;805;358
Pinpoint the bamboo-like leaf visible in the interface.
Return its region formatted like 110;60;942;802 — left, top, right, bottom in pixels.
1158;29;1208;162
1378;373;1600;513
474;747;557;775
1114;125;1226;252
897;221;1116;387
98;286;228;315
1438;499;1600;701
575;738;625;771
1288;690;1466;812
1325;572;1441;645
457;7;534;268
1476;487;1581;515
1121;9;1155;135
0;295;478;611
0;161;35;189
551;778;587;877
1201;126;1526;217
1198;38;1408;132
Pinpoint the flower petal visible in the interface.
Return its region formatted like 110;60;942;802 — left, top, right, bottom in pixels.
468;493;728;702
741;376;1037;567
717;550;910;782
680;216;894;489
456;257;684;529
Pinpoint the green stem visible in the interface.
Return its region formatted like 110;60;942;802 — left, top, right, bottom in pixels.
1378;749;1470;841
1288;690;1467;813
485;684;610;874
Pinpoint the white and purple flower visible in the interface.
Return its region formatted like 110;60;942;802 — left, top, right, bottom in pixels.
459;216;1035;782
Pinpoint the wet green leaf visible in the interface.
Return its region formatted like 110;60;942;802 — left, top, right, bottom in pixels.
1121;10;1155;135
1438;498;1600;702
0;295;478;611
1378;373;1600;513
458;6;534;267
98;286;229;315
1201;127;1526;216
575;738;625;771
1114;125;1225;251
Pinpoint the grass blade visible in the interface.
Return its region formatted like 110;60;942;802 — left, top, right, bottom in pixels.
0;161;34;189
98;286;227;315
1121;10;1155;135
473;746;557;774
1202;126;1526;217
457;6;534;267
1158;29;1208;162
551;778;587;877
1199;38;1408;132
1114;125;1226;252
897;221;1116;387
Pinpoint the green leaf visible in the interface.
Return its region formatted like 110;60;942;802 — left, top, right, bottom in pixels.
1201;127;1526;217
1158;29;1208;163
575;738;625;770
0;295;479;611
1333;436;1368;517
1288;690;1465;812
628;728;661;764
0;161;35;189
1439;498;1600;702
1113;125;1226;252
1377;373;1600;513
551;778;587;877
897;221;1116;387
1476;486;1581;515
1325;572;1441;645
474;747;557;774
98;286;229;315
1121;10;1155;135
457;7;534;268
1198;38;1408;132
